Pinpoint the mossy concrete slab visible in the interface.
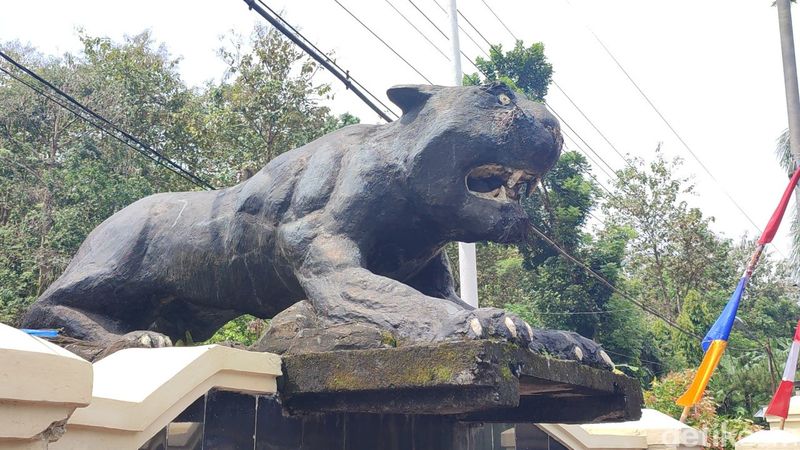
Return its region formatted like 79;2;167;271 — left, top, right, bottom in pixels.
280;340;642;424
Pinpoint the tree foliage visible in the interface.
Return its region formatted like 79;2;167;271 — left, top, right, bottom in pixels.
644;370;760;450
604;149;733;318
464;40;552;101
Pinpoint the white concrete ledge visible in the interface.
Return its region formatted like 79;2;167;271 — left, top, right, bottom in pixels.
538;409;707;450
0;324;92;445
765;395;800;436
52;345;281;450
736;429;800;449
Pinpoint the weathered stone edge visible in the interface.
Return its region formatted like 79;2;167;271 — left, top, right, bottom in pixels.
282;340;636;395
281;340;510;394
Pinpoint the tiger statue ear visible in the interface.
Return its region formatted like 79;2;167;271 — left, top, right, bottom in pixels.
386;85;440;115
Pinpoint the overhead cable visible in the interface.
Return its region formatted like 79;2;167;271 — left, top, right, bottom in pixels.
0;52;214;189
332;0;434;84
244;0;399;121
384;0;451;61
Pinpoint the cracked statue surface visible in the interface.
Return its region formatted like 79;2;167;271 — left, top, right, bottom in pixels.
22;82;613;369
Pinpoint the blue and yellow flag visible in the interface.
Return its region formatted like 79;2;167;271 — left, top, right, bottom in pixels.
676;276;748;407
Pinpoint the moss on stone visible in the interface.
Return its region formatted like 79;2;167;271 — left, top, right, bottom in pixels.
500;365;513;380
328;371;363;390
282;340;643;421
379;330;397;348
316;342;479;391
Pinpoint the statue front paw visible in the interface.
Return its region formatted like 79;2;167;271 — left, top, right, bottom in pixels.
91;330;173;361
529;329;614;370
439;309;614;370
439;308;535;348
120;330;174;348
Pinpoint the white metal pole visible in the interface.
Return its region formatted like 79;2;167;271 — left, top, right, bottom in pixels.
448;0;478;308
777;0;800;274
777;0;800;165
448;0;463;85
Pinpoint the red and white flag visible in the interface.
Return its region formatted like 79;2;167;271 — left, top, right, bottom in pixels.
765;319;800;419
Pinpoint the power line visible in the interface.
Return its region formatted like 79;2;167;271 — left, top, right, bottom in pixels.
563;0;764;235
253;0;399;120
527;221;760;353
0;65;163;170
408;0;449;40
384;0;451;62
559;129;617;195
244;0;398;122
406;0;484;74
448;5;633;187
0;53;214;190
430;0;490;58
526;222;702;341
552;81;633;170
479;0;519;42
594;31;764;232
454;8;494;51
546;102;620;178
332;0;434;84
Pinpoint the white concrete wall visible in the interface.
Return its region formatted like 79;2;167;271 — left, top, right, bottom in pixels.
0;328;281;450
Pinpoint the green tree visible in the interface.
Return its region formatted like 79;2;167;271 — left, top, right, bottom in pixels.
1;33;194;324
519;152;638;354
672;290;716;367
209;25;339;185
463;40;553;101
776;128;800;276
644;370;760;450
604;149;733;319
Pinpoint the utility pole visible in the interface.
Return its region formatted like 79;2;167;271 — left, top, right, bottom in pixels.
449;0;478;308
777;0;800;215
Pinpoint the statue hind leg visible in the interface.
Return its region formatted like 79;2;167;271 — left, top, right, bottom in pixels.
22;280;175;361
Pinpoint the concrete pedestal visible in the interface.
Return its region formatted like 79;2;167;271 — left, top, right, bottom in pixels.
280;340;643;423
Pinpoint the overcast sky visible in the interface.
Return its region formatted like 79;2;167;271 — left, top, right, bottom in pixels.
2;0;798;258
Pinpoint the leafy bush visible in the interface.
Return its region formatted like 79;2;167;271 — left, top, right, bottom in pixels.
644;370;761;450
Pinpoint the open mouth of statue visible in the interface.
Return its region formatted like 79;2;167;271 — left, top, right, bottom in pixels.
466;164;536;202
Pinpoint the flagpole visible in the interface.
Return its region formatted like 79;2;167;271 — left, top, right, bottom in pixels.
449;0;479;308
765;319;800;425
679;406;690;423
